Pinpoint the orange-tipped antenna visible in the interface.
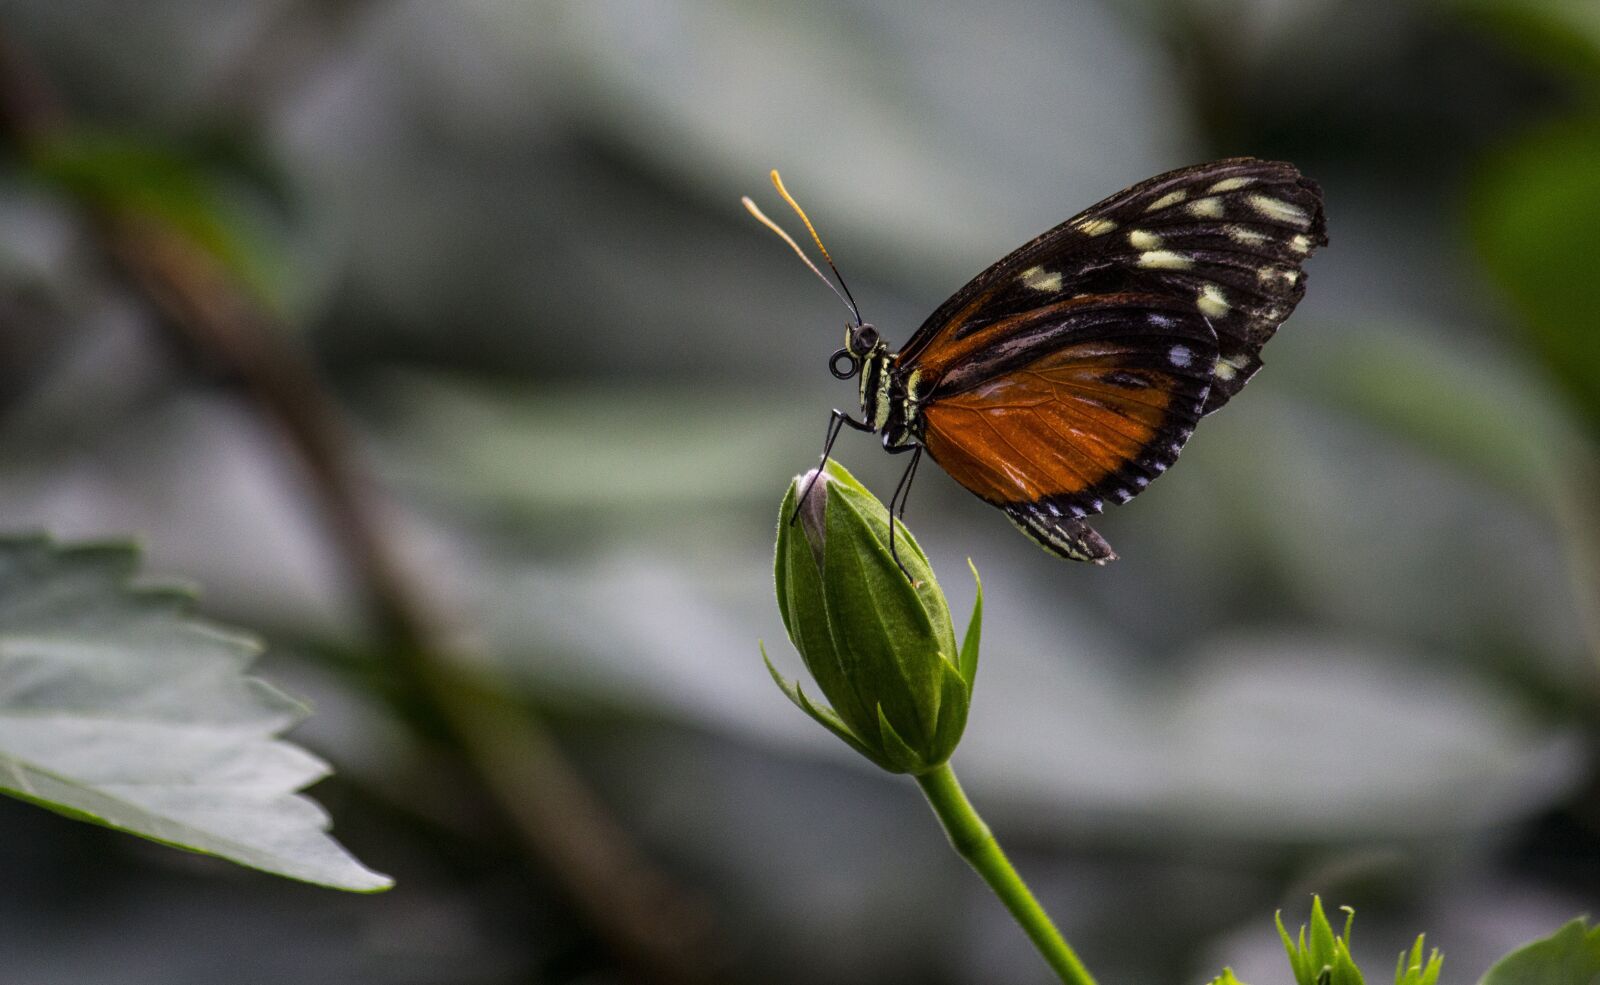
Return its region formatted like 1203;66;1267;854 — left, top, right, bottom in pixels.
768;170;863;325
742;195;858;319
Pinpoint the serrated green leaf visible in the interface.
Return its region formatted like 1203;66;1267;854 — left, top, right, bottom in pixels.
1477;918;1600;985
0;535;391;892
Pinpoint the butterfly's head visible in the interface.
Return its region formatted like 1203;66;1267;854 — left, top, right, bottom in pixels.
829;322;882;379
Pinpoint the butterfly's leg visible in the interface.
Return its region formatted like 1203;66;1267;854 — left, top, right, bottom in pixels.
792;409;875;523
890;443;922;520
883;442;923;580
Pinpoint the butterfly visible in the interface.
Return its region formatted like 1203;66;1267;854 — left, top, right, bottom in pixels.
744;158;1327;565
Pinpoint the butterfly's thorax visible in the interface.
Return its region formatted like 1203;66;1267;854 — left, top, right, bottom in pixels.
882;354;926;451
857;343;894;432
858;343;923;449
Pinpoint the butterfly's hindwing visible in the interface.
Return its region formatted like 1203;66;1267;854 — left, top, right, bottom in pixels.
914;294;1216;523
898;158;1326;415
1003;508;1117;564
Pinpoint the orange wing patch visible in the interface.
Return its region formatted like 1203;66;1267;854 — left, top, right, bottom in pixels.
921;339;1210;512
907;296;1109;386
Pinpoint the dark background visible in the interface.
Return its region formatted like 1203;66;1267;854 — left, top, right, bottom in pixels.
1;1;1597;983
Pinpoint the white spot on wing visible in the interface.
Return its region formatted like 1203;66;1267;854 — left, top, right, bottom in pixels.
1213;357;1237;381
1020;265;1063;291
1208;176;1256;193
1247;194;1308;224
1138;250;1192;270
1147;189;1189;211
1197;284;1230;317
1187;196;1224;218
1290;233;1314;253
1074;217;1117;236
1227;226;1268;245
1128;229;1162;250
1168;344;1193;367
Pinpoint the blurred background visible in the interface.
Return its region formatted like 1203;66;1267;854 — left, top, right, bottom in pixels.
0;0;1597;982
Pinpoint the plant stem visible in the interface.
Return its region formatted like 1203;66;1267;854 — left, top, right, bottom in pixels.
915;762;1097;985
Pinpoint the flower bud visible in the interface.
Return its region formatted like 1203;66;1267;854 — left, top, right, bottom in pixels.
765;460;982;774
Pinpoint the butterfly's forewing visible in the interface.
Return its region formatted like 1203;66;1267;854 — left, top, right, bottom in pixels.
899;158;1326;414
916;293;1217;561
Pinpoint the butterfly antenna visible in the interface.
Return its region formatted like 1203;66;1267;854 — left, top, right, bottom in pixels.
742;195;857;318
769;170;864;325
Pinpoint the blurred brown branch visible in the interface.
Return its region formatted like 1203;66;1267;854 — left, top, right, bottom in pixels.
0;28;724;985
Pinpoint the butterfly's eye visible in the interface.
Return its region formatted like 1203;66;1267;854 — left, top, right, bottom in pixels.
850;324;880;354
829;348;861;380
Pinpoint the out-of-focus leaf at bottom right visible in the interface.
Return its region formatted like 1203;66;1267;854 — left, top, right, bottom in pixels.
1477;918;1600;985
1471;120;1600;435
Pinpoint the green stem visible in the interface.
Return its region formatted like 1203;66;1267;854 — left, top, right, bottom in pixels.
915;762;1098;985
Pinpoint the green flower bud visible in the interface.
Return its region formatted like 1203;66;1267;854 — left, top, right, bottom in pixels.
764;460;983;774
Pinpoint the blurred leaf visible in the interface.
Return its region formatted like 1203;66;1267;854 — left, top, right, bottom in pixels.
365;372;819;519
27;128;288;307
466;521;1583;844
0;535;391;892
1472;119;1600;435
1287;322;1581;509
1477;918;1600;985
965;631;1582;841
1177;320;1597;694
531;0;1192;288
1444;0;1600;83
